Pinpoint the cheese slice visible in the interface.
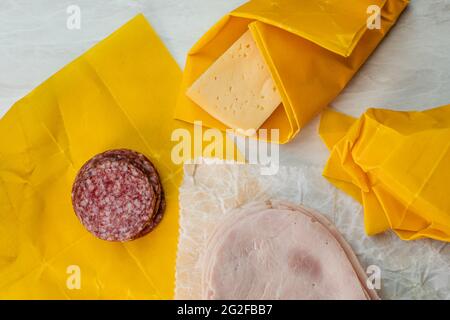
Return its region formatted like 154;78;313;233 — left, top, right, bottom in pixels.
186;30;282;135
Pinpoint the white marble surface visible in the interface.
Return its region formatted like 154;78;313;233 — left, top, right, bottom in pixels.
0;0;245;115
1;0;450;168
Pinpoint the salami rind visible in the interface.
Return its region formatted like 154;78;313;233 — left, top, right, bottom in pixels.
135;190;166;239
71;149;165;241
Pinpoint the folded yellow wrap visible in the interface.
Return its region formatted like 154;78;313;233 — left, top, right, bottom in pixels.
0;14;238;299
320;106;450;242
175;0;409;143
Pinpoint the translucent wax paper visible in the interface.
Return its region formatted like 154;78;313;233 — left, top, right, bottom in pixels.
176;164;450;299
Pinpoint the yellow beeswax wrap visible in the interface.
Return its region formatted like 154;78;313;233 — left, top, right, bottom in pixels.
319;106;450;242
175;0;409;143
0;14;240;299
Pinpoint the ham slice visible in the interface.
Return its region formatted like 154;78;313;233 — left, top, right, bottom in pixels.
201;200;379;300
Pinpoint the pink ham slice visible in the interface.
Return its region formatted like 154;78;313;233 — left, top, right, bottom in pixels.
201;200;379;300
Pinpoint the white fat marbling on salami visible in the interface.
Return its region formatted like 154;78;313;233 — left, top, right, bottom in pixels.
71;149;165;242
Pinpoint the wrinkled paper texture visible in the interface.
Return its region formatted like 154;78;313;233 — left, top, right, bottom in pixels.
0;14;238;299
176;164;450;299
175;0;409;143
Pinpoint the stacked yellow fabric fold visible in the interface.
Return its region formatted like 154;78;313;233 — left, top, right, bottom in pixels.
0;15;238;299
176;0;409;143
319;106;450;242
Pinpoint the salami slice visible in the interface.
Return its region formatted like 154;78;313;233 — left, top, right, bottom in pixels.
97;149;166;236
71;149;165;241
